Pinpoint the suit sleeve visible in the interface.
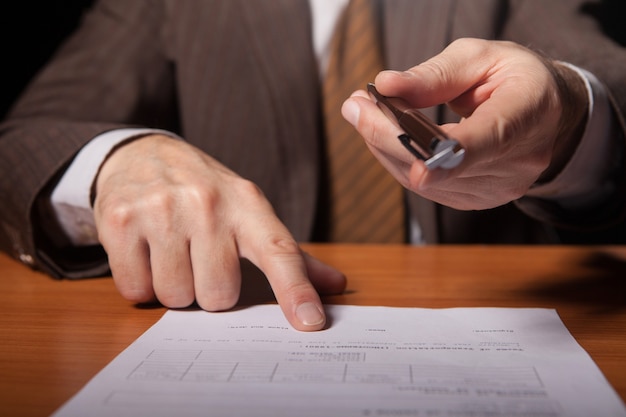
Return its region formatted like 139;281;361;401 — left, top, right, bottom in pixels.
0;0;177;278
501;0;626;230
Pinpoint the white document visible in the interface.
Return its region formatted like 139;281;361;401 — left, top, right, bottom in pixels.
53;305;626;417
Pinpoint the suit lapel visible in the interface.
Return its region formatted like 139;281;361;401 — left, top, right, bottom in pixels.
238;0;322;240
170;0;321;240
383;0;456;73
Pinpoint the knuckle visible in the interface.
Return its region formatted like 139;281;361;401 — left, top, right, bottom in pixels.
190;178;266;213
264;234;301;257
101;200;135;230
115;280;155;304
282;280;315;302
420;59;453;85
196;291;239;312
186;185;222;215
145;189;178;215
157;292;195;309
234;178;267;203
364;117;391;150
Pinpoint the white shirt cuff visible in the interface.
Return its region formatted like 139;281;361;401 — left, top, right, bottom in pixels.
50;128;179;246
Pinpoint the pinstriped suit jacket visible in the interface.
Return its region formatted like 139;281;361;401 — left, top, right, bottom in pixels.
1;0;625;278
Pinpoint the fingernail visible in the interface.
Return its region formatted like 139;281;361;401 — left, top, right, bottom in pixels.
295;302;325;327
381;69;413;79
341;98;360;127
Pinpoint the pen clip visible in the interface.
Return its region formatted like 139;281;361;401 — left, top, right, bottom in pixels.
367;83;465;170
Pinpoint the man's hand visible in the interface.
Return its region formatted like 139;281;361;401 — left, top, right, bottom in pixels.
342;38;588;210
93;134;346;331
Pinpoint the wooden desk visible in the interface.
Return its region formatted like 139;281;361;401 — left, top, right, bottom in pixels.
1;244;626;416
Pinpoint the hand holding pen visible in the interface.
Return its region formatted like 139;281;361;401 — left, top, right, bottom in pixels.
341;38;586;211
367;83;465;170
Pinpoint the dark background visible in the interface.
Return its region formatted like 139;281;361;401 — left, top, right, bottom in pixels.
0;1;95;119
1;0;625;120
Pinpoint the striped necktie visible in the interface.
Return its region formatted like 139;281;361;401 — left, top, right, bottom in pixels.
322;0;406;243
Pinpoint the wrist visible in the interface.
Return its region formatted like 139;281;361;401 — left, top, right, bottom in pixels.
536;59;589;183
90;133;179;206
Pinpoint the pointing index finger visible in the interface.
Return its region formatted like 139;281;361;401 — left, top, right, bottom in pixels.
252;235;327;331
235;205;327;331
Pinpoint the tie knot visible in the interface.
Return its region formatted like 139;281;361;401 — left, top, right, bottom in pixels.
325;0;383;85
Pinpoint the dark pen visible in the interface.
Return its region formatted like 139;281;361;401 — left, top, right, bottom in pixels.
367;83;465;170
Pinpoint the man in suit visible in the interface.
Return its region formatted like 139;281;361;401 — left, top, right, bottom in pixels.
0;0;625;331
